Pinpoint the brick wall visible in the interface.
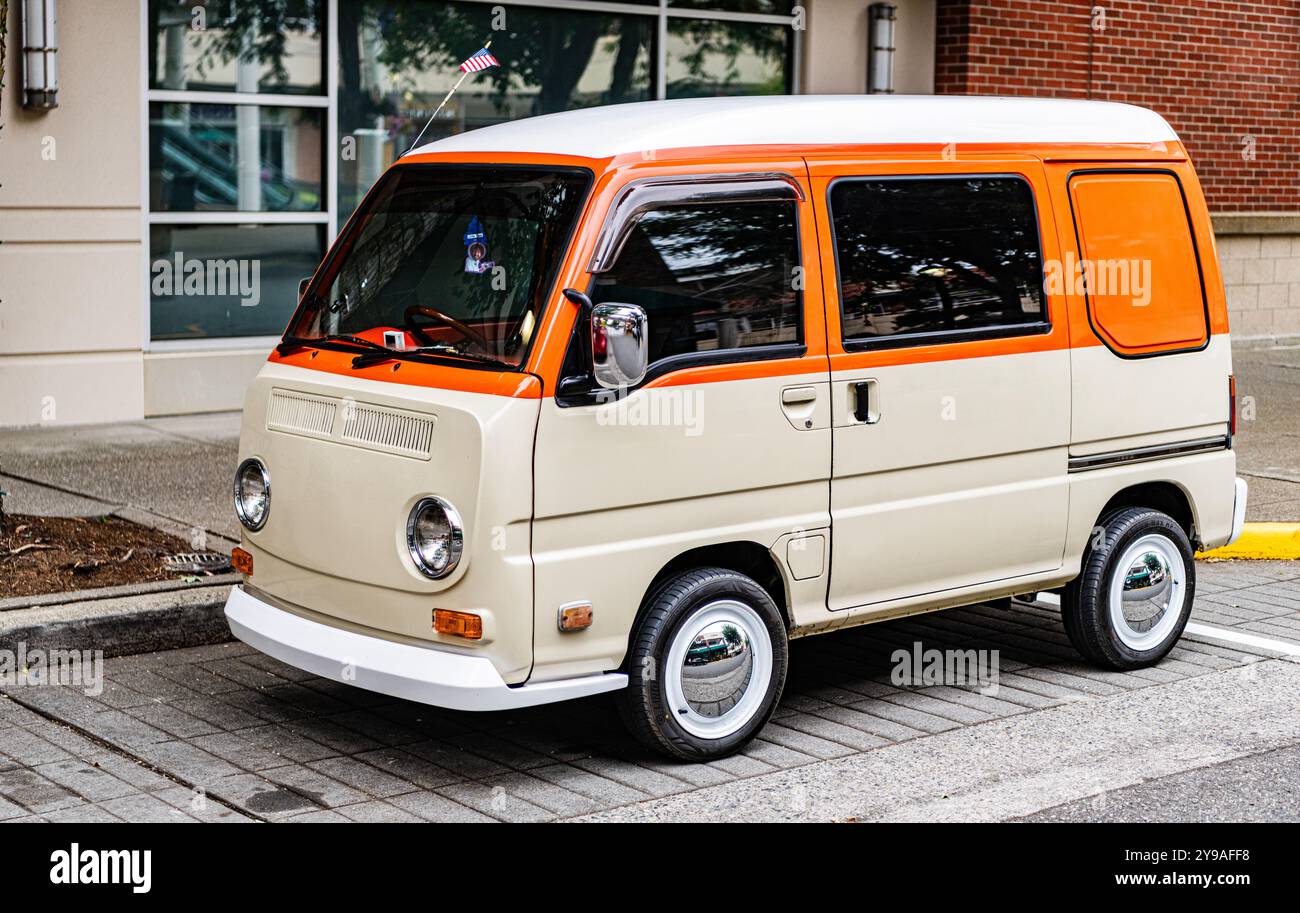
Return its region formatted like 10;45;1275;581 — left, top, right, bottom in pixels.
934;0;1300;214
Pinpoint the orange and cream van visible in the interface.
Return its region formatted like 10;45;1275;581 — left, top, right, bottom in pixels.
225;96;1247;760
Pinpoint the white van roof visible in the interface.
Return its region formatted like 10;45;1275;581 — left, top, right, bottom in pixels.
405;95;1180;160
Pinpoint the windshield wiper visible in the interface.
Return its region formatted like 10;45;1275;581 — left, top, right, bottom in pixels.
350;344;504;370
277;334;392;357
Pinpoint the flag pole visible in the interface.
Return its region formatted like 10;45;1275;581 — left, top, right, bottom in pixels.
407;39;492;154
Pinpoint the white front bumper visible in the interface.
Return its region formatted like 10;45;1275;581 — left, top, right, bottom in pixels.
224;585;626;711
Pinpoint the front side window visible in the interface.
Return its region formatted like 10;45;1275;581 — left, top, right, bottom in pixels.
287;165;591;369
591;201;802;368
830;177;1047;347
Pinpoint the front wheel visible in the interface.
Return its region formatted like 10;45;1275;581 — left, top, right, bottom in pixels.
618;567;788;761
1062;507;1195;670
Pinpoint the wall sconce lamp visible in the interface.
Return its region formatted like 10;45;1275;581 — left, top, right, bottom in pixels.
868;2;897;95
22;0;59;109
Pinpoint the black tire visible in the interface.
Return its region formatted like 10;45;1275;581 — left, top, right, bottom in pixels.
618;567;788;761
1061;507;1196;670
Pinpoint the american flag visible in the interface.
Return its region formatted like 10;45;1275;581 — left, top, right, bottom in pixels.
459;48;500;73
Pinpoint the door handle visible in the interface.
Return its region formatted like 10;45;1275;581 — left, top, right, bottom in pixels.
780;384;821;430
782;386;818;406
853;380;880;424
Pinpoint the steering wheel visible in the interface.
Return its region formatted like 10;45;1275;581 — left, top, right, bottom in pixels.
402;305;491;353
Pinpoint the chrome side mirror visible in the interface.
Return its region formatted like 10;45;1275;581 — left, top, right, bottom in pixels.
592;303;648;390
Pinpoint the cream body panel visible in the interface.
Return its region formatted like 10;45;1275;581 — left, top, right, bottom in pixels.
236;361;538;683
1064;450;1238;557
530;373;832;681
793;566;1077;637
1070;334;1232;449
827;347;1072;611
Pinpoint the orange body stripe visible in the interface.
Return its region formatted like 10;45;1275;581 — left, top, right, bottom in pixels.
269;348;542;398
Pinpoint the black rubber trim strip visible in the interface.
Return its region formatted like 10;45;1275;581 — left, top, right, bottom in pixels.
1067;435;1230;473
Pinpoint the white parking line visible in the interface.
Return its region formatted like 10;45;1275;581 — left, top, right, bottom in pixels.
1184;623;1300;656
1030;591;1300;656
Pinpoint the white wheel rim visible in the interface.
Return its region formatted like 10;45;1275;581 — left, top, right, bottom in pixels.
1108;533;1187;652
664;599;773;740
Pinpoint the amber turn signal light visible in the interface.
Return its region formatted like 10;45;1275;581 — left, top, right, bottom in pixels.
434;609;483;640
231;547;254;576
558;601;593;632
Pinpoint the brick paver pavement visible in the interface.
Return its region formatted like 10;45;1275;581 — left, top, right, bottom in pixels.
2;561;1296;822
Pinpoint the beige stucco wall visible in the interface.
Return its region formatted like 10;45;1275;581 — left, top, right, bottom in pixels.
0;0;144;426
803;0;936;95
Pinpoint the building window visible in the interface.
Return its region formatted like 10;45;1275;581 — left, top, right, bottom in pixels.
146;0;328;342
829;177;1046;347
145;1;798;343
336;1;798;223
336;2;655;219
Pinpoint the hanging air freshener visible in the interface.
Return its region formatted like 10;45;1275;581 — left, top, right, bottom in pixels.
463;216;495;274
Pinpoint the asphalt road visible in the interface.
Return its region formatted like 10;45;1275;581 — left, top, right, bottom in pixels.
1021;743;1300;823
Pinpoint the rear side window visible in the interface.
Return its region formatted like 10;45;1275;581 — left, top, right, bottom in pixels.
1068;171;1209;356
591;201;802;367
829;177;1047;347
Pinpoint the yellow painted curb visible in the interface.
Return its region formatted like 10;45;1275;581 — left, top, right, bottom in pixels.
1197;523;1300;561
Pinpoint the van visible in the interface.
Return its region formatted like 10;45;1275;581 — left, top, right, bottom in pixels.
224;96;1247;760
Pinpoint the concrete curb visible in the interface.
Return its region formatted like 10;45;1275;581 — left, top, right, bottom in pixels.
0;574;240;612
1198;523;1300;560
0;586;234;658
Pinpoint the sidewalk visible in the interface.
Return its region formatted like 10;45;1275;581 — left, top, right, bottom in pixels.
1234;339;1300;520
1;412;242;546
1;413;242;649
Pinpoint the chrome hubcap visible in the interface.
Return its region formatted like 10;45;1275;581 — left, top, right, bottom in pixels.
665;600;772;740
1109;534;1186;651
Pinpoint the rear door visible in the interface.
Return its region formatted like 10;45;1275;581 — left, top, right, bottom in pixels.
808;157;1072;612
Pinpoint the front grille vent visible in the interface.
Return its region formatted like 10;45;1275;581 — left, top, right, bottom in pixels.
340;404;435;459
266;389;336;438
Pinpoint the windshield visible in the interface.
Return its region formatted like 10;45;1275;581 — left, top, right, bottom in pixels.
286;165;592;369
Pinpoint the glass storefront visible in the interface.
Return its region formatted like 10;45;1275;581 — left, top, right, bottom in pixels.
145;0;798;342
149;102;324;213
336;1;657;219
149;223;326;340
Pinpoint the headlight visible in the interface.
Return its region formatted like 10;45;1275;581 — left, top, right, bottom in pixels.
233;459;271;531
406;497;464;579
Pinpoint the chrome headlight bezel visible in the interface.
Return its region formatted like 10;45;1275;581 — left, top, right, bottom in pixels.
406;497;464;579
233;458;271;531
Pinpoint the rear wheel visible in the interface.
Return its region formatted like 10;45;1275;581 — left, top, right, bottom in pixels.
618;567;788;761
1062;507;1195;670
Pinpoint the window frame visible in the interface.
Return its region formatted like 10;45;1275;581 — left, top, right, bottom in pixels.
143;0;331;348
825;172;1053;353
557;179;809;406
